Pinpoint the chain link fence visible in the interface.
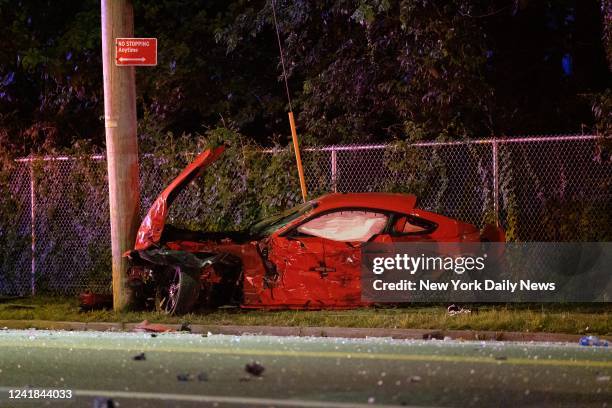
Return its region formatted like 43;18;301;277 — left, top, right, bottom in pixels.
1;135;609;296
0;161;32;295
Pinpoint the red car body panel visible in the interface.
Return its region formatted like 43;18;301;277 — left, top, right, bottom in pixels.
134;145;226;250
129;146;502;310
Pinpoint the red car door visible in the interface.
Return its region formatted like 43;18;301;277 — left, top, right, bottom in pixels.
296;209;391;307
267;235;331;308
321;239;362;306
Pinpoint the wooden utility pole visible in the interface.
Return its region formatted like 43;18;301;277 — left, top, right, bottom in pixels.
101;0;140;310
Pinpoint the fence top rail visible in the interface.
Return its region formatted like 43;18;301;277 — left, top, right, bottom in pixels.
295;134;602;152
15;154;106;163
14;134;603;162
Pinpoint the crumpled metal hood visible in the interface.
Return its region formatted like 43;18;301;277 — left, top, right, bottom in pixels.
134;145;226;250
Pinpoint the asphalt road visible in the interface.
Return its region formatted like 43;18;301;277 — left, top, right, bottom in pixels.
0;330;609;407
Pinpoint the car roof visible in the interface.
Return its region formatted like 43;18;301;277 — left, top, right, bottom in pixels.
312;193;417;214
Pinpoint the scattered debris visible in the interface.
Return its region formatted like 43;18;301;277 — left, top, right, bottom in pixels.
2;303;37;310
177;373;195;382
245;361;265;377
409;375;422;383
79;291;113;311
132;352;146;361
596;375;610;382
422;331;444;340
447;304;460;313
179;322;192;332
92;397;115;408
579;336;608;347
176;371;208;382
494;356;508;361
447;304;471;316
134;320;175;333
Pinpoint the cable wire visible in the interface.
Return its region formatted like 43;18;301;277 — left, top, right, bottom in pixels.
271;0;293;111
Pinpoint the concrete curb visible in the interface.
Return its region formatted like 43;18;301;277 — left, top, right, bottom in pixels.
0;319;584;343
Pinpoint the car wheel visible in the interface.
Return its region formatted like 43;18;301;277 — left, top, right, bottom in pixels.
155;267;200;315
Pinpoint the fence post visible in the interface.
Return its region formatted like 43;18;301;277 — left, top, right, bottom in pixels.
29;159;36;295
331;148;338;192
492;139;500;227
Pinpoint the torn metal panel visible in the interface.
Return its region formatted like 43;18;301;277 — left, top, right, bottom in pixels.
135;145;226;250
133;248;218;270
78;291;113;311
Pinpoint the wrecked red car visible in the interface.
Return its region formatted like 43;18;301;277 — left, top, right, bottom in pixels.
126;145;504;313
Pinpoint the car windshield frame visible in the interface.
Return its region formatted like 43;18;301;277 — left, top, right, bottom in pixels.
249;201;316;237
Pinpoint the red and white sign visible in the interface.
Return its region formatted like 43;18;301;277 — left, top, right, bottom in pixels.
115;38;157;66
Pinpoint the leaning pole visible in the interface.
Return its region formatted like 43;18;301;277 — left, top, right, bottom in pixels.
100;0;140;310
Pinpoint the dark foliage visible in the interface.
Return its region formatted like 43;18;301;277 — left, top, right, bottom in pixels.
0;0;609;154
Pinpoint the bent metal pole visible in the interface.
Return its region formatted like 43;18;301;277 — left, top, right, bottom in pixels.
101;0;140;310
288;111;308;202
